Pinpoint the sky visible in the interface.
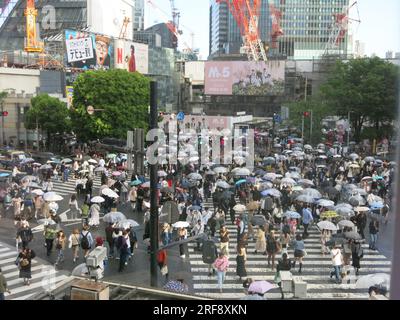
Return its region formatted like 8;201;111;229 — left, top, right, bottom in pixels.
145;0;400;59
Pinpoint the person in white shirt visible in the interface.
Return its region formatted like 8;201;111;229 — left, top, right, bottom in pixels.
201;208;212;226
99;158;105;168
192;220;205;251
330;245;343;284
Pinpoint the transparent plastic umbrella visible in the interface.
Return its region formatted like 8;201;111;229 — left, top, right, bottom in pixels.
103;212;126;223
317;221;338;231
233;204;247;212
91;196;105;203
356;273;390;289
43;192;63;202
115;219;140;229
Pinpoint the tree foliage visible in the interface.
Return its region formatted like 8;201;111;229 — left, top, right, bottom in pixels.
320;57;398;142
70;69;150;141
25;94;71;140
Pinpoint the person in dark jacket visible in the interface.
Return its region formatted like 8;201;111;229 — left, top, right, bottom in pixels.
17;223;33;249
117;230;130;272
369;220;379;250
105;223;115;258
17;248;36;286
356;212;367;239
275;253;292;299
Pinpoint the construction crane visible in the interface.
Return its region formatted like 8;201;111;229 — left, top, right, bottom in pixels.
217;0;267;62
270;3;284;50
119;16;131;39
324;1;361;56
24;0;44;53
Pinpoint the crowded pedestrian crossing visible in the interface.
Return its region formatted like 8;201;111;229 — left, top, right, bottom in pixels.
0;242;71;300
187;201;392;300
49;175;102;197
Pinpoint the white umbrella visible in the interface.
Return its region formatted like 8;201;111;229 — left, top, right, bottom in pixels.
356;273;390;289
213;167;228;174
172;221;190;229
302;188;322;199
298;179;315;186
37;219;56;226
61;158;73;164
338;220;355;228
189;156;199;162
233;204;247;212
284;211;301;219
233;168;251;176
88;159;98;164
31;189;44;196
91;196;105;203
216;181;231;189
354;206;370;212
290;172;301;179
158;171;168;177
349;153;359;160
101;188;119;198
296;194;315;203
188;173;202;180
43;192;63;202
317;221;338;231
94;167;106;172
116;219;140;229
263;173;276;181
317;199;335;207
103;212;126;223
281;178;296;186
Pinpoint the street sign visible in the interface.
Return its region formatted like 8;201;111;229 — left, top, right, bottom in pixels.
274;114;282;124
87;106;95;115
177;112;185;121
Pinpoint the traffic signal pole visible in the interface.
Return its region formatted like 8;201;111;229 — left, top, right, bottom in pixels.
149;81;159;288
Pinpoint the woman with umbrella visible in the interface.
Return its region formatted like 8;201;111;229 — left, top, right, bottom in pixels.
88;202;101;228
254;226;266;255
351;239;363;275
320;228;332;256
17;247;36;286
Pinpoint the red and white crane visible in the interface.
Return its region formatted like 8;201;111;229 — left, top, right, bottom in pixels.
324;1;361;55
217;0;267;62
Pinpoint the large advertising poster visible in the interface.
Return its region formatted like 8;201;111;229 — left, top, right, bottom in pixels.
205;61;285;96
65;30;113;70
114;39;149;74
87;0;134;40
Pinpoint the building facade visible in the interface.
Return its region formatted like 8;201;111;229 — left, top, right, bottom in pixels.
209;0;351;60
133;0;144;31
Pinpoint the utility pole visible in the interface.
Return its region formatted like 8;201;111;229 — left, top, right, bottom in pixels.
149;81;159;288
310;109;313;145
347;111;351;149
301;113;305;142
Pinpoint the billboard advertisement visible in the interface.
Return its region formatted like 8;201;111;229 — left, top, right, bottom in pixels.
87;0;134;40
205;61;285;96
65;30;113;70
114;39;149;74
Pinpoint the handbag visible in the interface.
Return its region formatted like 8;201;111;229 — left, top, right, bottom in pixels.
160;265;168;276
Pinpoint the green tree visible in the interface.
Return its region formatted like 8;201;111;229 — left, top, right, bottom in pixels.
25;94;71;145
320;57;398;142
287;97;331;145
71;69;150;141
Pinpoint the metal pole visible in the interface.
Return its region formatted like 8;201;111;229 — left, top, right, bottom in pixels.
347;111;350;149
149;81;159;288
390;84;400;300
310;110;313;145
301;114;305;141
36;116;39;151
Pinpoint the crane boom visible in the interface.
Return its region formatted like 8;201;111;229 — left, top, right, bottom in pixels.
24;0;43;53
217;0;267;62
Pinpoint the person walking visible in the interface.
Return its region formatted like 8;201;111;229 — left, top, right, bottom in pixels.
321;229;331;256
219;225;230;257
69;194;79;221
43;225;57;257
128;227;138;257
214;252;229;293
79;225;94;259
117;230;131;272
369;220;379;250
17;221;33;249
88;203;100;228
178;227;188;258
0;268;11;300
236;242;247;281
17;248;35;286
330;245;343;284
351;240;363;276
105;223;115;259
33;195;44;220
266;230;281;270
202;237;218;277
68;229;80;263
301;205;313;238
280;229;291;255
292;234;306;274
157;248;169;281
54;230;67;265
275;253;292;299
254;226;266;254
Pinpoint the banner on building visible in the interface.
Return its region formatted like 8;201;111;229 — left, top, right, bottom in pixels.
204;61;285;96
66;37;94;63
114;39;149;74
65;30;113;70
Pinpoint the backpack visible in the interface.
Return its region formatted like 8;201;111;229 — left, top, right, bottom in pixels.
80;232;90;250
202;240;217;264
116;236;125;250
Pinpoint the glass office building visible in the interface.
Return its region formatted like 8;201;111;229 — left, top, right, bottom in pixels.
133;0;144;31
209;0;350;60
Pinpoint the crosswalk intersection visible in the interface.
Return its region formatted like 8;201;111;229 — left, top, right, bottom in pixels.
49;175;102;197
0;242;71;300
187;201;392;300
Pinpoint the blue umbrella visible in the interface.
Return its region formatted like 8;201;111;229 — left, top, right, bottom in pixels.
189;205;202;211
235;179;247;186
261;189;282;198
284;211;301;219
254;169;266;176
370;202;384;209
0;173;10;178
130;180;143;186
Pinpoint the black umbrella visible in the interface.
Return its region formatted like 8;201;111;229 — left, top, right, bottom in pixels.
344;231;362;240
251;215;267;226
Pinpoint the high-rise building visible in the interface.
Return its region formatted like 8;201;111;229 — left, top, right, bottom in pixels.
209;0;351;60
133;0;144;31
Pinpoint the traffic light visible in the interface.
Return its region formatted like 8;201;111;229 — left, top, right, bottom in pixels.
1;111;8;117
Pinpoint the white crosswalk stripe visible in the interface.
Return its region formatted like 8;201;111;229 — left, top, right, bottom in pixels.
188;201;392;300
0;242;71;300
49;176;102;197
